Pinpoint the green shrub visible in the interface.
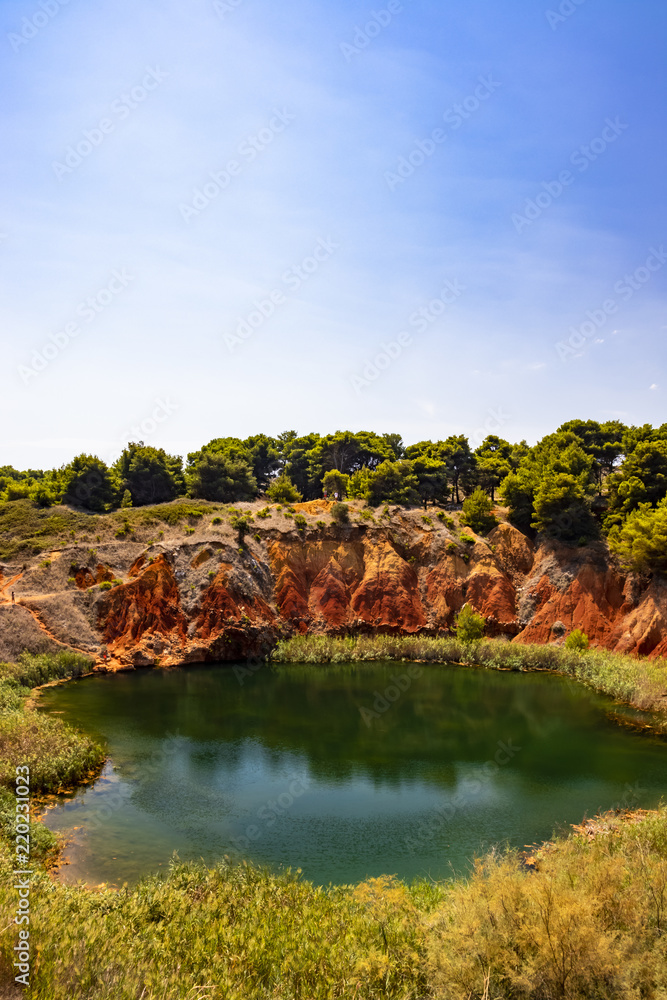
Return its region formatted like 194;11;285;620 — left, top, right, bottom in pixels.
230;515;251;541
99;581;113;591
461;533;475;545
331;502;349;524
0;680;24;713
421;515;432;525
322;469;349;499
565;628;590;651
294;514;307;531
152;504;204;526
446;542;457;554
455;604;486;643
256;507;271;519
211;516;223;525
0;652;93;688
316;520;326;529
185;527;195;535
608;498;667;574
0;787;59;865
0;711;104;793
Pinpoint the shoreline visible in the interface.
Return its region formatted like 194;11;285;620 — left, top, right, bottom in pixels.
31;644;667;891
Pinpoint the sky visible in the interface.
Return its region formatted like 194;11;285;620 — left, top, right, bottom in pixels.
1;0;666;470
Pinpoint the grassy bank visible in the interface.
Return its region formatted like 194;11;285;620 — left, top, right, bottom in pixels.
0;651;105;793
0;805;666;999
273;634;667;718
0;650;665;996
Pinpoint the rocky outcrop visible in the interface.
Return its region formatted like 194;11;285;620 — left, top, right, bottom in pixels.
2;501;666;668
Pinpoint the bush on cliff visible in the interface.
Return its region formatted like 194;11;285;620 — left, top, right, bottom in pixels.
61;454;118;512
331;501;349;524
531;472;598;542
364;460;420;507
321;469;349;498
114;443;186;507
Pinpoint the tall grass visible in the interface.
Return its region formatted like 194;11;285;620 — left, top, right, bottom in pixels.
0;787;59;866
0;651;104;793
273;635;667;716
1;807;666;999
425;807;667;999
0;649;93;689
0;709;104;792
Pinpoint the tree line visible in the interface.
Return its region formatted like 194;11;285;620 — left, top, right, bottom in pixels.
2;420;667;573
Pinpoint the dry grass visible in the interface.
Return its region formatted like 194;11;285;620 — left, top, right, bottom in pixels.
0;808;666;998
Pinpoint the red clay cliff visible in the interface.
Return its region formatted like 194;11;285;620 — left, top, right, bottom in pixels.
1;500;665;668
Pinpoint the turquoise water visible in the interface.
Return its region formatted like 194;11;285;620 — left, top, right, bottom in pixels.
39;661;666;886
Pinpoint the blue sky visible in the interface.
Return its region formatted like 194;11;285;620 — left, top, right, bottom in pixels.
1;0;666;469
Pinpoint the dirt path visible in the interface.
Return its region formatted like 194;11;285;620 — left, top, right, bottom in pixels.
1;571;100;664
0;571;22;603
17;600;100;662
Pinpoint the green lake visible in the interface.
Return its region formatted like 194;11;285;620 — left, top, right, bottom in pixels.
39;661;666;886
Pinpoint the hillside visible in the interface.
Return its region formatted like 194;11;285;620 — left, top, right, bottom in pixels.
1;498;666;670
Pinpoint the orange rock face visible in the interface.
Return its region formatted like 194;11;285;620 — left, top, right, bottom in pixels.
98;555;188;661
37;516;667;666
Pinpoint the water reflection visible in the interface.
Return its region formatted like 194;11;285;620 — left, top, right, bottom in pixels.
39;662;667;886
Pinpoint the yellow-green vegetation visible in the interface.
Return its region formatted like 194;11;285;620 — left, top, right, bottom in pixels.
273;634;667;717
453;604;486;642
0;497;225;559
1;808;666;998
425;808;667;999
0;652;104;793
608;498;667;573
565;628;590;651
0;499;101;559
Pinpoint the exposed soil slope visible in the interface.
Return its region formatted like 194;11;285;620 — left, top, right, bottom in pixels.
0;500;664;668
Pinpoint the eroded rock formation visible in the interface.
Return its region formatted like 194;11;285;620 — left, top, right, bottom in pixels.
1;501;665;667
